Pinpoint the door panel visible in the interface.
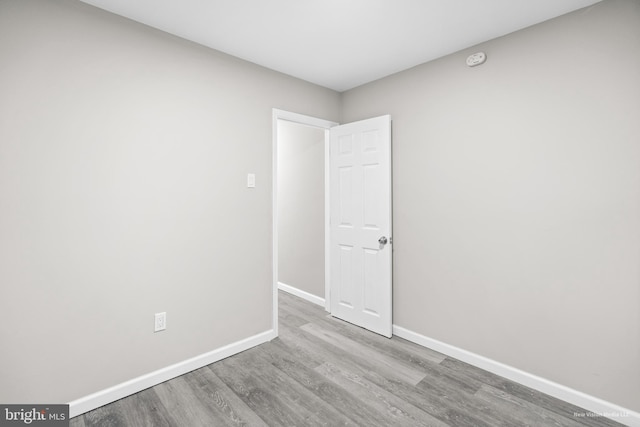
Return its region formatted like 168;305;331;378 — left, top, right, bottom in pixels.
338;244;354;308
329;115;392;337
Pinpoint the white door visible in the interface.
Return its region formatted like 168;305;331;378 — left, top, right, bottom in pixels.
329;115;392;337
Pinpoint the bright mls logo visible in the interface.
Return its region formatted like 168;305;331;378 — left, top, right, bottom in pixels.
0;405;68;427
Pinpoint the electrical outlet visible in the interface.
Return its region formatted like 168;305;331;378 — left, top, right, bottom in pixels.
154;312;166;332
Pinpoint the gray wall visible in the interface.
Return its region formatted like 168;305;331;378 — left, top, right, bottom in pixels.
342;0;640;411
2;0;638;415
277;121;326;298
0;0;340;403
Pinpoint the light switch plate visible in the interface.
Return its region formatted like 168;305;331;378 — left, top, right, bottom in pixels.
154;312;166;332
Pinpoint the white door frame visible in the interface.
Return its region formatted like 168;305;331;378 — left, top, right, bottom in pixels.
272;109;338;334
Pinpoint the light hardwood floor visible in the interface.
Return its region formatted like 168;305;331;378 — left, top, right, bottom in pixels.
71;291;626;426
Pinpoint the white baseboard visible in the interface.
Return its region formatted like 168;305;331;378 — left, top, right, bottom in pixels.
68;329;276;418
278;282;325;307
393;325;640;427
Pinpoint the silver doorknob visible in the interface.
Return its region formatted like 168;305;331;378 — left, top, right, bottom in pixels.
378;236;388;245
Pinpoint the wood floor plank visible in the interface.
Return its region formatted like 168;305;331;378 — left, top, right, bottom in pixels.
315;361;450;427
82;384;175;427
182;367;268;427
300;322;428;385
475;384;587;427
440;357;626;427
280;291;447;369
277;319;463;423
279;314;539;426
280;298;573;427
416;367;545;427
209;364;301;427
83;400;128;427
114;388;174;427
333;320;447;366
69;415;87;427
279;321;425;390
279;309;310;328
258;339;391;427
153;375;231;426
278;293;329;325
74;290;628;427
282;295;447;365
211;347;353;426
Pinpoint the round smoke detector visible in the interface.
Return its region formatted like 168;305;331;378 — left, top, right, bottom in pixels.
466;52;487;67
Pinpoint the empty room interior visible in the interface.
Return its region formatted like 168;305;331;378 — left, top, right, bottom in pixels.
1;0;639;425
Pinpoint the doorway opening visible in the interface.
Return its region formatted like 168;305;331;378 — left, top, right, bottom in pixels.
273;109;393;338
272;109;337;335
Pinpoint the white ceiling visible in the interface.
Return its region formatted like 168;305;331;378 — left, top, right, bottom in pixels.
78;0;601;92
